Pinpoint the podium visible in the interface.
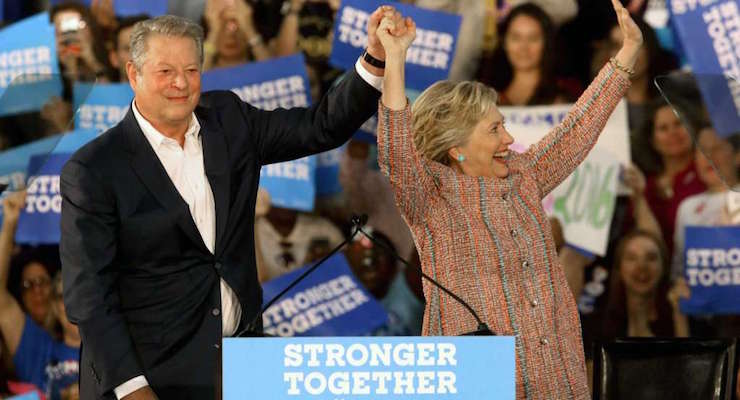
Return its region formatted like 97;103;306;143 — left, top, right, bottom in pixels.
223;336;515;399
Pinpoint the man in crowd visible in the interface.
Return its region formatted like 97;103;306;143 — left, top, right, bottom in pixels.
109;15;149;82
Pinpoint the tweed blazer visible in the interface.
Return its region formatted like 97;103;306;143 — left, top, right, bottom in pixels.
377;63;630;399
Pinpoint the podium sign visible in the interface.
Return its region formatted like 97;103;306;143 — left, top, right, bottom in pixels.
223;336;515;399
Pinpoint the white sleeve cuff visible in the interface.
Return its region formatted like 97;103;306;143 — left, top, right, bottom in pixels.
355;57;384;92
114;375;149;399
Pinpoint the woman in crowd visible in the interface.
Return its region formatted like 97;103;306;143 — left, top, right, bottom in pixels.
602;230;689;338
0;193;55;334
673;127;739;278
50;2;112;82
672;127;740;338
632;99;706;256
0;193;80;399
477;3;580;106
376;0;641;397
202;0;272;70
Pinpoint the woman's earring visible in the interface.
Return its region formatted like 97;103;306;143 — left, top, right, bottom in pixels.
457;154;466;162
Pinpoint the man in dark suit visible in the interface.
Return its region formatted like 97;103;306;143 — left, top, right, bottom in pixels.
60;9;401;400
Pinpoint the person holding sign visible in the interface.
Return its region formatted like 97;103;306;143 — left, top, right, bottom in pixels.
376;0;641;397
60;9;401;400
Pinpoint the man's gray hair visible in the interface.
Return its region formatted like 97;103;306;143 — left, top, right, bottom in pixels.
130;15;204;71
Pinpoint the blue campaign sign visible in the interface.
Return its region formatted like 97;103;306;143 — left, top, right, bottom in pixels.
223;336;515;399
203;55;318;211
261;253;389;337
48;0;167;17
15;153;72;244
201;54;312;109
316;146;344;196
669;0;740;137
259;157;317;211
0;12;62;116
330;0;461;91
6;393;40;400
73;82;133;133
681;225;740;314
0;130;97;224
114;0;167;17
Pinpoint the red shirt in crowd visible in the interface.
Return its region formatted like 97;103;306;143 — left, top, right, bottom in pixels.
644;161;706;256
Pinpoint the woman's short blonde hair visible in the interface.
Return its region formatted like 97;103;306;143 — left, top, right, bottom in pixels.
412;80;499;165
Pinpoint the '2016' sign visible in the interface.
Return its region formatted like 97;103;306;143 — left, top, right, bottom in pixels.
554;162;616;229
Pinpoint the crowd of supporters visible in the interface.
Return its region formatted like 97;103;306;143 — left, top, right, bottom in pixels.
0;0;738;398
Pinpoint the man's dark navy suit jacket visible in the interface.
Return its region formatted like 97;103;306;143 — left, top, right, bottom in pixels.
60;69;380;399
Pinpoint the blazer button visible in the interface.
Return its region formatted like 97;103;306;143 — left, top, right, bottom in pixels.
212;308;220;316
214;262;222;270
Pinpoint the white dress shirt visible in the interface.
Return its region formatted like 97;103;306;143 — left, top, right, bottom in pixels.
115;59;382;399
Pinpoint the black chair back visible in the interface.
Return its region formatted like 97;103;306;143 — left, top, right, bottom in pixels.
593;337;736;400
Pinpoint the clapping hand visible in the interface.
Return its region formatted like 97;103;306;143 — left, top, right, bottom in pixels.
2;190;26;225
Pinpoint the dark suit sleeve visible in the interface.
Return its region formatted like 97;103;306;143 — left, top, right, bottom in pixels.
60;159;143;395
238;67;381;166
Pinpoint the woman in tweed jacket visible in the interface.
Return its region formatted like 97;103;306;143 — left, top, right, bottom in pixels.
375;1;642;398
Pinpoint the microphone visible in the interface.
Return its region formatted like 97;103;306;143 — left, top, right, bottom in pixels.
236;215;365;337
354;219;494;336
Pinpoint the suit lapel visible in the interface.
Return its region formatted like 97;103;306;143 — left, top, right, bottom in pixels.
122;108;211;254
198;107;231;257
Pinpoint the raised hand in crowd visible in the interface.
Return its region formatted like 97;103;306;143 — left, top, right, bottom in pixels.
623;163;662;239
90;0;117;32
203;0;271;70
0;191;28;358
231;0;271;60
2;190;26;226
623;163;646;197
272;0;305;56
666;277;690;337
327;0;341;13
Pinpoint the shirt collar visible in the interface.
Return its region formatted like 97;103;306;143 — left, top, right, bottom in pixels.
131;99;201;150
